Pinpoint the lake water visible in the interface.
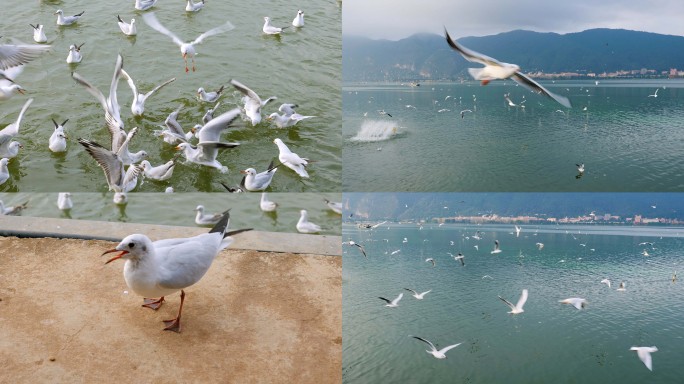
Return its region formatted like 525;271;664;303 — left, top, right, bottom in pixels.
1;0;341;192
343;222;684;383
343;80;684;191
0;192;342;236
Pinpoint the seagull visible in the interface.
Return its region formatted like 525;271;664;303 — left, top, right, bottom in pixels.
55;10;84;26
642;250;649;257
29;24;48;43
390;249;401;255
600;279;611;288
0;199;28;215
404;288;431;300
140;156;178;181
576;163;585;173
0;43;51;71
535;242;544;250
515;225;521;237
292;10;304;27
197;85;224;103
273;138;310;178
0;158;9;185
378;293;402;308
0;98;33;158
409;336;461;359
49;128;68;153
559;297;588;310
78;137;143;194
296;209;321;233
185;0;205;12
142;12;234;72
134;0;158;11
425;258;435;267
66;43;84;63
453;252;465;266
324;199;343;214
194;205;222;225
377;109;392;117
647;88;659;98
101;210;250;332
0;66;26;101
343;240;367;257
267;111;315;128
473;245;479;251
240;160;278;191
57;192;73;211
117;16;137;36
121;69;175;116
259;192;277;212
630;347;658;371
499;289;528;314
617;282;626;291
263;17;289;35
175;108;242;171
491;240;502;254
504;95;516;107
203;102;221;124
445;29;571;108
460;109;472;118
230;79;277;125
155;104;195;144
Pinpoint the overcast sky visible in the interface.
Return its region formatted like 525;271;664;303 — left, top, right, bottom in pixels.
343;0;684;40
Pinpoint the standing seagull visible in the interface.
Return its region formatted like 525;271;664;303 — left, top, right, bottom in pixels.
445;29;571;108
491;240;502;254
296;209;321;233
101;210;249;332
121;69;175;116
292;10;304;27
30;24;48;43
404;288;431;300
630;347;658;371
142;12;234;73
378;293;403;308
409;336;462;359
230;79;277;125
273;138;310;178
117;16;137;36
55;10;84;26
499;289;528;314
263;17;289;35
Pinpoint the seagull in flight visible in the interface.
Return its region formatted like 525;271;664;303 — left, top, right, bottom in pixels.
535;242;544;250
559;297;588;310
515;225;521;237
460;109;472;118
491;240;502;254
647;88;659;98
404;288;431;300
600;278;611;288
343;240;367;258
377;109;392;117
445;29;571;108
499;289;528;314
630;346;658;371
409;336;462;359
378;293;403;308
425;258;435;267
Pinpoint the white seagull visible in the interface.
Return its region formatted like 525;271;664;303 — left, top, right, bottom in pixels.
535;242;544;250
101;210;249;332
292;10;304;27
273;138;309;178
559;297;588;310
66;43;84;63
404;288;431;300
117;16;137;36
491;240;502;254
378;293;402;308
460;109;472;118
134;0;158;11
57;192;73;210
55;10;84;26
121;69;175;116
343;240;367;257
194;205;222;225
175;108;242;171
647;88;659;98
155;104;195;144
240;160;278;191
140;156;178;181
0;98;33;158
197;85;224;103
617;282;626;291
600;278;611;288
49;118;69;153
202;102;221;124
324;199;343;214
185;0;205;12
630;347;658;371
296;209;321;233
259;192;277;212
0;158;9;185
263;17;289;35
267;111;315;128
230;79;277;125
515;225;521;237
445;29;571;108
409;336;462;359
78;137;143;194
142;12;234;72
499;289;528;314
0;199;27;215
425;258;435;267
29;24;48;43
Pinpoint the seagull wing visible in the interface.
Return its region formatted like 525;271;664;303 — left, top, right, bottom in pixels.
230;79;260;103
78;139;124;191
511;72;572;108
142;12;184;47
437;343;462;355
391;293;403;305
403;288;418;295
120;68;138;98
198;108;241;142
0;43;51;70
191;21;235;45
355;243;367;257
498;295;515;310
378;297;391;304
445;29;503;67
145;77;176;98
410;336;437;352
516;289;528;310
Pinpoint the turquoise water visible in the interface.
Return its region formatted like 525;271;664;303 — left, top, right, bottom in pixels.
343;223;684;383
343;80;684;191
1;0;341;192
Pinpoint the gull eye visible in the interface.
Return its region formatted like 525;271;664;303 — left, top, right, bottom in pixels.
128;242;135;248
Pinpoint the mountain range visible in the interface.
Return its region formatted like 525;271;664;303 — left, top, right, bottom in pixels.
342;29;684;82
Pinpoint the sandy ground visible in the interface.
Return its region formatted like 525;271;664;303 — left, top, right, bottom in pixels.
0;237;341;384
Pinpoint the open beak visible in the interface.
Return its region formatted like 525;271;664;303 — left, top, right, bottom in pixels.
239;169;248;174
102;249;128;264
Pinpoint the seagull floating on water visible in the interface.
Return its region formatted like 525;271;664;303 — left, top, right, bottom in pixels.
0;199;27;215
134;0;158;11
0;98;32;158
260;192;277;212
197;85;224;103
185;0;205;12
55;10;84;26
29;24;48;43
296;209;321;233
240;160;278;191
324;199;343;214
49;118;69;153
57;192;73;211
263;16;289;35
230;79;277;125
66;43;84;64
491;240;502;254
117;16;137;36
292;10;304;27
194;205;222;225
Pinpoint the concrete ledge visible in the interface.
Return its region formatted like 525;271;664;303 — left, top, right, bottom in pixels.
0;216;341;256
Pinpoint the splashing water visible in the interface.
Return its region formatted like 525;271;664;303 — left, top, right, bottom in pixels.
350;120;399;142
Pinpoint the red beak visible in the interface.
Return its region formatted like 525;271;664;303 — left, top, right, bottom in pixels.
102;249;129;264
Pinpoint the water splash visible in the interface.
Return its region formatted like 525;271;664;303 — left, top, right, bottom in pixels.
350;120;399;142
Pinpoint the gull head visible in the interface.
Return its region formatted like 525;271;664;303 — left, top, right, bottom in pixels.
140;160;152;170
298;10;304;16
194;205;205;212
13;85;26;95
264;17;271;23
267;113;278;120
103;234;154;264
175;143;190;151
240;168;257;176
0;158;8;167
197;87;204;94
54;10;63;15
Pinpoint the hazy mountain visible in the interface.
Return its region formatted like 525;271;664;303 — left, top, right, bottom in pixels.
344;193;683;221
343;29;684;82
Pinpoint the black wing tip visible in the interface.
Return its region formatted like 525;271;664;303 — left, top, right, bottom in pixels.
224;228;253;238
208;210;231;234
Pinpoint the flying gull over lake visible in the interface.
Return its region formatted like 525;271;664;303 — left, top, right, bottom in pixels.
630;346;657;371
409;336;461;359
378;293;403;308
559;297;588;310
491;240;502;254
499;289;527;314
404;288;431;300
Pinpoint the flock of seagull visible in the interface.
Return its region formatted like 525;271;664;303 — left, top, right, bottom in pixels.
0;2;320;197
345;221;667;372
